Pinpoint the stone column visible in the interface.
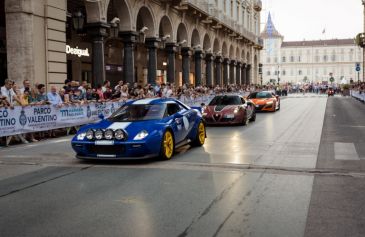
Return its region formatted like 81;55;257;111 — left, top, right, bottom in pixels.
87;23;109;87
246;64;252;85
181;47;191;85
236;62;242;85
230;60;236;84
165;43;177;84
223;58;230;85
145;37;160;85
241;63;247;85
205;53;214;86
120;31;138;85
5;0;68;87
194;50;203;86
214;56;222;85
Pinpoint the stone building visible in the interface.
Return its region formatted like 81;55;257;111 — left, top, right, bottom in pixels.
1;0;263;89
261;13;363;84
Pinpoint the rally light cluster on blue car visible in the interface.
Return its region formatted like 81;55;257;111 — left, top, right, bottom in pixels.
83;128;127;140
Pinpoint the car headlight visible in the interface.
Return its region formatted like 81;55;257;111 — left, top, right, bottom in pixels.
266;101;273;105
77;132;86;140
134;130;149;140
234;107;239;113
104;129;114;140
115;129;125;140
94;129;103;140
85;129;94;140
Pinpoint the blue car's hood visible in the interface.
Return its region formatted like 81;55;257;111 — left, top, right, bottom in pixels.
78;119;166;139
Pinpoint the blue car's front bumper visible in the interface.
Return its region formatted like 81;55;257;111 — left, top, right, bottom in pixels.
71;140;160;160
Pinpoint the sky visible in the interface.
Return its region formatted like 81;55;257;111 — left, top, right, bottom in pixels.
261;0;363;41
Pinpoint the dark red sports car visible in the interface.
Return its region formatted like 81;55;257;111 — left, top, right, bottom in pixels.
202;95;256;125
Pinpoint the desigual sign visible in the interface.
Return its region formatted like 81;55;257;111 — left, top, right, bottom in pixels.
66;45;90;57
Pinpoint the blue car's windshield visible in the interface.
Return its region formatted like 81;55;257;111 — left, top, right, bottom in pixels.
108;104;167;122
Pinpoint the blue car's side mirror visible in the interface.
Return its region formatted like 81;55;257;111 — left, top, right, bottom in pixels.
98;114;105;120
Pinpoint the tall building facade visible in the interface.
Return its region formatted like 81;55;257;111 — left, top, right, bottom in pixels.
261;13;363;84
1;0;263;89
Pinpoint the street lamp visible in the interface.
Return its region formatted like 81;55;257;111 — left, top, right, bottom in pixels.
277;65;280;85
109;18;120;38
72;10;85;32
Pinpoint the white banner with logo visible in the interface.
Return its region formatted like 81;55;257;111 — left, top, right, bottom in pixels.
0;101;125;137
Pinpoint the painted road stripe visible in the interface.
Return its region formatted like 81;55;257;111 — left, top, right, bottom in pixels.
334;142;360;160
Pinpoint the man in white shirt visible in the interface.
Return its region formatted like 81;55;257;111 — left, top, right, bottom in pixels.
1;79;20;106
47;85;63;106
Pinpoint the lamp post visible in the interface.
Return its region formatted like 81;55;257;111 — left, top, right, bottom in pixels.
277;65;280;85
72;10;85;33
109;21;119;39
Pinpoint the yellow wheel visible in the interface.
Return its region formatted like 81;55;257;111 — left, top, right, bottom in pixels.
192;121;206;147
160;130;174;160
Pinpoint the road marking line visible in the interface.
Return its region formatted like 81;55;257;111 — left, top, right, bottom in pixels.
334;142;360;160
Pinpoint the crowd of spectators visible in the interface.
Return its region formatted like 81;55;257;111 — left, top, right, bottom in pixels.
0;78;261;109
1;77;363;146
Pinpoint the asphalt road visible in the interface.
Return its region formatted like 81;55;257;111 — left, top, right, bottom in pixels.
0;94;364;237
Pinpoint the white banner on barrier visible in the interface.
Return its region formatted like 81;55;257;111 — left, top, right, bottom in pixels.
0;101;125;137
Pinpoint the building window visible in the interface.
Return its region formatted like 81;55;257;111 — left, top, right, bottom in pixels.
282;56;286;62
298;70;302;75
230;0;233;17
266;57;270;63
298;56;301;62
267;71;271;76
331;54;336;61
290;56;294;62
242;7;245;25
323;55;328;62
274;57;278;63
282;70;286;76
315;55;319;62
237;6;239;22
274;71;278;76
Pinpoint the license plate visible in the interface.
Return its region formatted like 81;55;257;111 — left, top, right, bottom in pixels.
224;114;234;118
95;140;114;146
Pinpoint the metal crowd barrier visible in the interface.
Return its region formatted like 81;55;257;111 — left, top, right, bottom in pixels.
350;90;365;102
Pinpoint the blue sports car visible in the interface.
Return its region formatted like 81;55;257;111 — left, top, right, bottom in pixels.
71;98;206;160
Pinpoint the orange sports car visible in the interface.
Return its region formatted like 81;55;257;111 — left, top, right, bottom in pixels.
247;91;280;112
